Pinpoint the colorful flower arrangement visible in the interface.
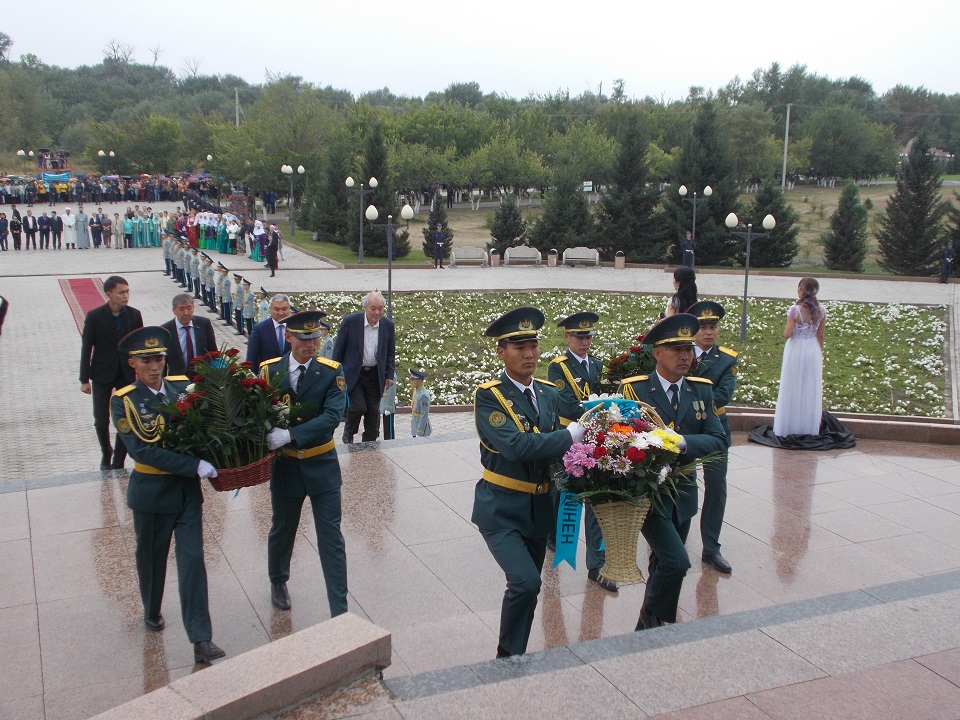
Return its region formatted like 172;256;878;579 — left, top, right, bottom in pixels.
602;334;656;392
554;396;692;511
161;346;290;469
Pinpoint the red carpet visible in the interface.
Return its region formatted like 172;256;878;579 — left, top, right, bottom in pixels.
60;278;105;334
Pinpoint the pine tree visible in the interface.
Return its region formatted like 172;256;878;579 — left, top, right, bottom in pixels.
526;171;593;254
944;192;960;246
821;184;868;272
304;131;353;245
659;101;741;266
739;183;800;268
489;194;527;253
349;122;410;259
593;115;664;262
877;134;948;275
420;196;454;258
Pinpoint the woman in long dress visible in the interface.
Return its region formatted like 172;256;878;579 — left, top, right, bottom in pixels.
773;277;827;437
250;220;265;262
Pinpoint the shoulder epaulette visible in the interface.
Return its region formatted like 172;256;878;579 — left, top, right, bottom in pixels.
534;378;556;387
114;384;136;397
478;380;501;390
719;346;739;358
260;357;283;367
686;376;714;385
621;375;648;384
164;375;189;382
550;356;567;364
315;357;340;369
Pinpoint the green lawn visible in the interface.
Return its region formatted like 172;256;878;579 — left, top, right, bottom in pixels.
291;290;948;417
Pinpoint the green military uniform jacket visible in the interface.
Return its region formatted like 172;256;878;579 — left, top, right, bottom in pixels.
242;289;255;319
471;373;572;538
111;377;203;514
692;345;737;443
547;350;602;426
618;374;727;524
260;354;347;497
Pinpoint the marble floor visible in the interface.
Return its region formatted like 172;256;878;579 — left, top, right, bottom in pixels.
4;430;960;719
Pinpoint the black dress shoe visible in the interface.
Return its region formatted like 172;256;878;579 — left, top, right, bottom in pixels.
144;614;164;631
341;433;353;444
271;582;291;610
546;538;556;552
588;568;618;593
635;605;664;631
702;552;733;574
194;640;226;664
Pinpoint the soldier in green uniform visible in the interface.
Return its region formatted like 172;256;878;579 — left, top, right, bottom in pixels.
688;301;737;574
233;273;245;335
409;369;432;437
546;312;616;591
380;371;398;440
241;278;256;336
260;311;349;616
189;246;202;299
319;322;335;359
256;287;270;324
199;253;214;310
617;314;726;631
110;327;226;664
175;241;188;287
472;306;585;658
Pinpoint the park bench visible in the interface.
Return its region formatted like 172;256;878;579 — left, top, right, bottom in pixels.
450;245;488;267
503;245;542;267
562;246;600;267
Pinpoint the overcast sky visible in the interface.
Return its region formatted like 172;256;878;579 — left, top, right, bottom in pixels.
5;1;957;102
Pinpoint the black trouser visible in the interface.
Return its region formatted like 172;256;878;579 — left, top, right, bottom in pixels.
25;230;37;249
344;367;382;441
132;498;212;643
12;232;21;250
0;234;6;250
51;231;61;249
92;376;130;468
234;308;244;333
39;229;50;248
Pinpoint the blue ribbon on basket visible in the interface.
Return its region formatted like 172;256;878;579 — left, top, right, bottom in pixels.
582;397;641;419
552;490;581;569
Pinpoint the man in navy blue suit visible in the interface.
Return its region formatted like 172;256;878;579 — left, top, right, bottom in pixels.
332;291;396;443
246;293;292;373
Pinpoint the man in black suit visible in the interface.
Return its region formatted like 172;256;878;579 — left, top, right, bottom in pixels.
332;291;396;443
161;293;218;376
50;210;63;249
79;275;144;471
22;209;38;249
246;293;292;373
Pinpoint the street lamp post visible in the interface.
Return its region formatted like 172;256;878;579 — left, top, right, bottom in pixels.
678;184;712;243
345;176;378;264
368;204;415;317
98;150;107;175
281;164;305;238
725;212;776;342
28;150;35;174
16;150;26;175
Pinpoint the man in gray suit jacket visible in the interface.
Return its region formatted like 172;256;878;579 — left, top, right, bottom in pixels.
332;291;395;443
161;293;219;376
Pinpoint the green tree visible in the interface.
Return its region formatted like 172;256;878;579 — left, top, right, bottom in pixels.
526;172;593;254
350;122;410;258
301;125;354;244
877;134;949;275
660;101;740;265
593;116;663;262
489;194;527;253
821;184;869;272
421;196;454;258
719;101;779;180
739;183;800;268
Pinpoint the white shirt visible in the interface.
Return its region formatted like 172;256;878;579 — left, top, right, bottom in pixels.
362;318;379;368
506;375;538;414
570;351;589;371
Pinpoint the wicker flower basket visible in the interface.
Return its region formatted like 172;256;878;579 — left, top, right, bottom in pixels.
589;498;651;583
208;452;275;492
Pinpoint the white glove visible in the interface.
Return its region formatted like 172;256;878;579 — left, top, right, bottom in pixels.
267;427;292;450
567;422;585;444
197;460;218;479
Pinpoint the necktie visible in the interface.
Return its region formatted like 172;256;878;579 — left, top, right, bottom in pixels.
277;325;285;353
523;387;537;414
295;364;307;391
182;325;194;365
668;383;679;412
157;391;166;403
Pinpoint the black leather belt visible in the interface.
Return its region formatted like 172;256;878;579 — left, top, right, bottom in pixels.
361;366;377;372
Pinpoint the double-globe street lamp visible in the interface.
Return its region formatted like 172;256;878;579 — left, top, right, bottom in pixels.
16;149;26;175
97;150;115;175
366;204;415;318
345;176;378;264
725;212;776;342
678;184;712;245
281;164;305;238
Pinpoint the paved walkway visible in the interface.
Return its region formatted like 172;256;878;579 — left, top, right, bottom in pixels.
2;219;960;718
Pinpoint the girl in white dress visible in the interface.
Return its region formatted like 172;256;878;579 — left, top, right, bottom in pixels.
773;277;826;436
